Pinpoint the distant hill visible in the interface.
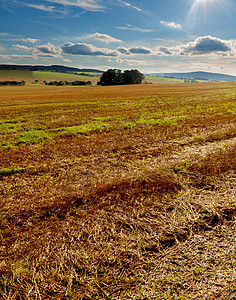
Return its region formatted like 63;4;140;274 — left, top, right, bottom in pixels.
0;64;104;74
148;71;236;82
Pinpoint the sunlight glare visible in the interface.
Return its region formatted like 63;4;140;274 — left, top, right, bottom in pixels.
195;0;213;2
186;0;224;30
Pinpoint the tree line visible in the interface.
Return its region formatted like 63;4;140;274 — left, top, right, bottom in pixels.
98;69;145;86
0;80;26;86
44;80;92;86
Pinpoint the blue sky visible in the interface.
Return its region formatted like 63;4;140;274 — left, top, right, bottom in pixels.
0;0;236;75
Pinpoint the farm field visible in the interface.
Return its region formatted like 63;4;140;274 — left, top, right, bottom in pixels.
0;83;236;299
145;76;212;84
0;70;100;85
145;76;185;83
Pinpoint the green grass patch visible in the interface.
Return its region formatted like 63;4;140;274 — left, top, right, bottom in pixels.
122;122;136;129
0;122;21;134
14;130;50;145
0;167;26;178
137;117;178;126
0;121;110;148
52;122;111;136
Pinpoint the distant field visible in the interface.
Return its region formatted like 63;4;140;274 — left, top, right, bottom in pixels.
33;71;96;80
0;83;235;299
0;70;34;78
0;69;101;83
76;72;102;76
145;75;185;83
0;70;184;83
145;75;212;83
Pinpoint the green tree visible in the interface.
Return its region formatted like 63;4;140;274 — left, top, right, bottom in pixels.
123;69;145;84
98;69;123;86
98;69;144;86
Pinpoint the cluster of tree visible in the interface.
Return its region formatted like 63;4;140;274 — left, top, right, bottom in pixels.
44;80;92;86
98;69;145;86
0;80;26;86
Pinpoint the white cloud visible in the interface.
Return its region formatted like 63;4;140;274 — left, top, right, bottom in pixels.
12;44;32;51
129;46;152;54
46;0;103;11
117;47;129;54
25;4;56;12
22;38;40;44
117;58;154;66
63;58;72;62
0;33;9;37
0;45;5;52
160;21;182;30
32;43;62;57
117;36;235;57
0;54;35;59
118;46;153;55
88;33;122;43
150;36;236;57
178;36;235;55
115;23;154;33
61;42;119;56
119;1;142;12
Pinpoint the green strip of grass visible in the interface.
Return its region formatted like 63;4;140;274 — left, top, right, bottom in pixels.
0;167;26;178
14;130;50;145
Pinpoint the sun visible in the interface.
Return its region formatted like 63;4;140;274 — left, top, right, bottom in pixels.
186;0;221;30
194;0;216;3
194;0;210;3
193;0;216;4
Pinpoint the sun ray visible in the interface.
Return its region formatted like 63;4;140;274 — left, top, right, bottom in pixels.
185;0;230;32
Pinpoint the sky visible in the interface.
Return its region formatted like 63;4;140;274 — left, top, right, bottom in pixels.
0;0;236;75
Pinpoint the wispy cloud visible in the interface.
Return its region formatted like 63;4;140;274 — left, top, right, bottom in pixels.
119;1;142;12
0;54;35;59
160;21;182;30
87;33;122;43
45;0;104;11
0;32;9;37
22;38;40;44
117;58;158;67
115;23;154;33
25;4;56;12
63;58;72;62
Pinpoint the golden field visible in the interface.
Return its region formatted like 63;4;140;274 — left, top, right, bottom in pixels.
0;83;236;299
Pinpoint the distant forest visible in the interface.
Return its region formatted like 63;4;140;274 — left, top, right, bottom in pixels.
0;64;103;74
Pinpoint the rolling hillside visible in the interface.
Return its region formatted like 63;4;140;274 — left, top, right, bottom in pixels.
0;64;103;74
149;71;236;82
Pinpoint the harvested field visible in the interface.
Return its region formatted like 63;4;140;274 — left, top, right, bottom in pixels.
0;83;236;299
